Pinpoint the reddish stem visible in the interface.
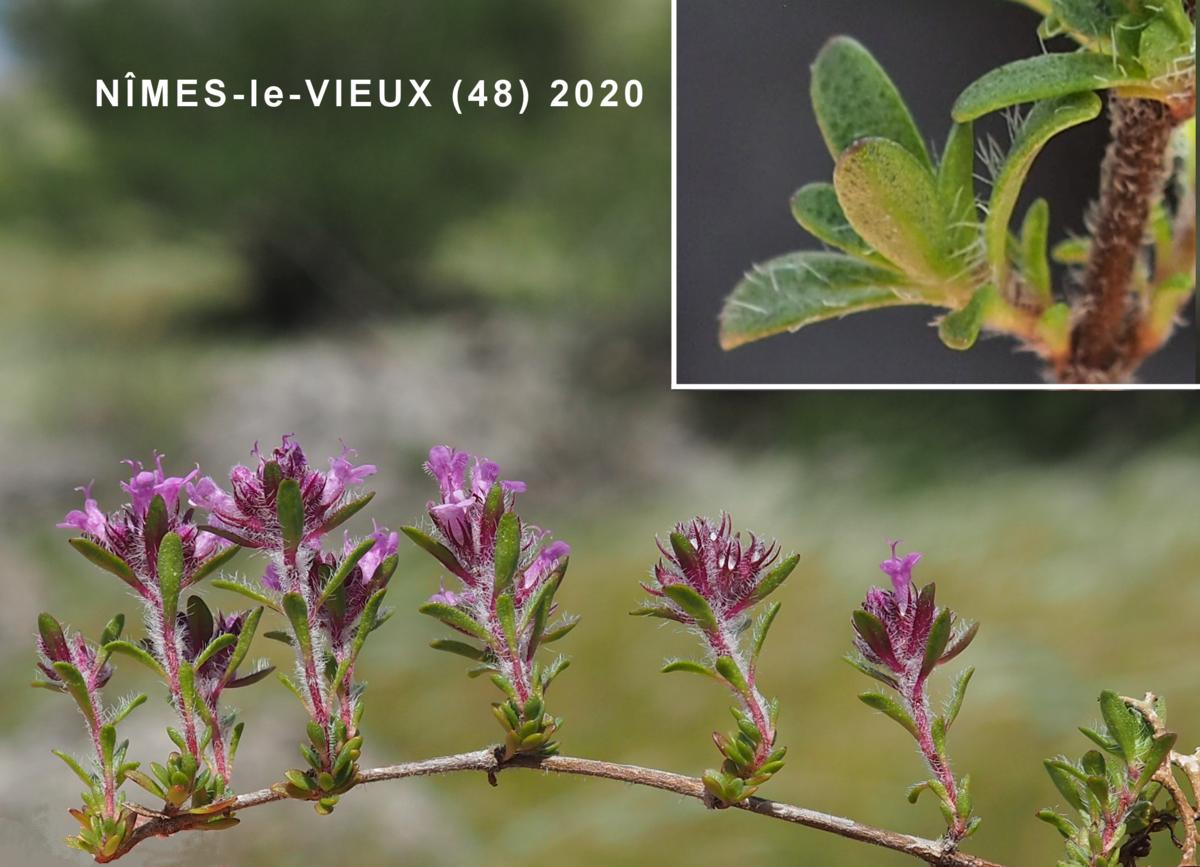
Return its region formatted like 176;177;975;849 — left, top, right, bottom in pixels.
159;615;200;760
907;676;966;840
709;626;775;767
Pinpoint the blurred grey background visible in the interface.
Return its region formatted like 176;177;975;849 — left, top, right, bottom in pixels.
676;0;1196;384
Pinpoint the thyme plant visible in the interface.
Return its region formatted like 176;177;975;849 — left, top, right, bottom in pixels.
35;438;1197;866
718;0;1195;383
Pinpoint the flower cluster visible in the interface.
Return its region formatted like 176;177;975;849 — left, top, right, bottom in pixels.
849;542;979;840
188;434;376;571
405;446;574;760
636;514;797;805
33;612;143;858
60;454;230;599
194;437;394;814
58;454;260;813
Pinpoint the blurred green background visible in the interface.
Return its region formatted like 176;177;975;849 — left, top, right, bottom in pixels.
0;2;1197;866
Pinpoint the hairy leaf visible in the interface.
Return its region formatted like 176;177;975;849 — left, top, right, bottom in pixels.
833;138;954;282
790;183;875;259
953;53;1141;122
661;659;718;679
1020;198;1053;300
719;252;910;350
984;93;1102;286
858;691;918;737
663;584;719;632
811;36;931;168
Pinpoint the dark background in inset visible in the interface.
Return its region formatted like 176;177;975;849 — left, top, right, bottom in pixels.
676;0;1196;384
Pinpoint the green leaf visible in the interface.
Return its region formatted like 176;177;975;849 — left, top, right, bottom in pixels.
67;539;142;592
858;691;917;737
661;659;718;679
953;53;1143;123
1079;726;1121;754
281;593;312;658
810;35;932;169
401;526;470;580
430;639;487;661
492;513;521;595
495;593;518;651
541;616;579;644
1134;732;1177;791
99;613;125;648
938;120;981;258
1036;807;1078;839
52;749;95;787
319;537;377;609
37;612;71;661
1098;690;1143;762
938;285;998;350
210;579;280;611
110;693;148;726
789;183;876;259
1052;236;1091;265
750;554;799;604
1044;759;1086;811
750;601;781;666
851;609;897;668
177;660;201;717
662;584;718;632
48;664;94;727
843;654;899;690
193;633;236;671
418;601;492;644
143;495;169;552
630;603;686;623
946;666;975;729
833;137;954;282
940;619;979;664
186;594;214;647
158;532;184;623
189;544;242;586
221;607;263;687
983;93;1102;286
276;479;304;554
317;492;375;535
668;532;700;573
714;657;750;692
719;252;911;350
104;640;166;678
921;610;953;678
1020;198;1053;300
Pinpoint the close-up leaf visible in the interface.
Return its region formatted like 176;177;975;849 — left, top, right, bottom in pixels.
983;92;1102;287
810;35;931;168
719;252;912;350
953;53;1144;123
833;137;956;283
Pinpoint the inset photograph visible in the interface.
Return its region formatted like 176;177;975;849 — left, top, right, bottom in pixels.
675;0;1196;385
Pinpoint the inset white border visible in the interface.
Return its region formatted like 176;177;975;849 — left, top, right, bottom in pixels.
667;0;1197;391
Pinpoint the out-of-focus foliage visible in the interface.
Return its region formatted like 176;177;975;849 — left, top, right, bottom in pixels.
2;0;669;322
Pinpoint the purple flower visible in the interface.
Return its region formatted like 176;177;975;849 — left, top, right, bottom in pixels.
644;513;792;624
852;542;977;679
187;435;376;553
294;524;400;651
59;455;229;597
424;446;524;568
412;445;571;707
